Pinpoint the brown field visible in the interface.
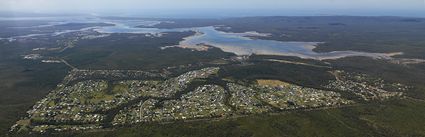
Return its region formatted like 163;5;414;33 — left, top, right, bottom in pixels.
256;79;291;87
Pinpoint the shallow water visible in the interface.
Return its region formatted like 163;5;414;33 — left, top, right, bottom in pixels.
1;17;400;60
177;27;399;60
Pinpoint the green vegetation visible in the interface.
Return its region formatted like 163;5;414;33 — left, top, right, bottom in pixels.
59;32;234;70
219;60;334;88
2;16;425;136
19;99;422;137
0;36;72;135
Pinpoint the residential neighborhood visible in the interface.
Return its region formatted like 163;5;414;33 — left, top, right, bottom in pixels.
10;67;405;133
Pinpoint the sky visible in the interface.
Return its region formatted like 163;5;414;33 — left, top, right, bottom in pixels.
1;0;424;17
